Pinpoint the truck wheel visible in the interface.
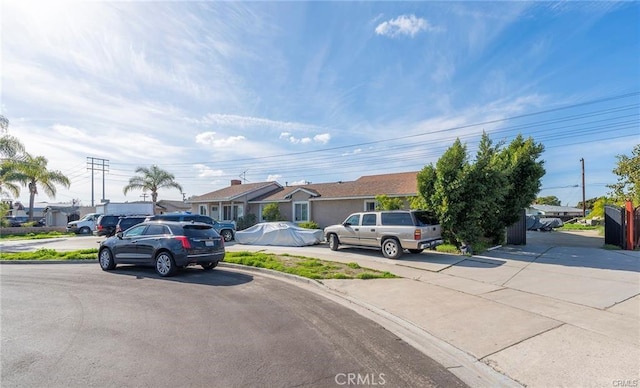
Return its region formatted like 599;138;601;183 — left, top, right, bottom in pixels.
79;226;91;235
221;229;233;242
328;234;340;251
382;238;402;259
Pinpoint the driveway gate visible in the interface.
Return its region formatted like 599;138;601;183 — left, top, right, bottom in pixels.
604;205;625;248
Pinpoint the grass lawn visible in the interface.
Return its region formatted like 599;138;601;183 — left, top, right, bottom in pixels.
0;231;75;240
216;251;397;280
0;248;98;261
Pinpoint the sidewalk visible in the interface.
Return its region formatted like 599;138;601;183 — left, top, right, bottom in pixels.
226;235;640;388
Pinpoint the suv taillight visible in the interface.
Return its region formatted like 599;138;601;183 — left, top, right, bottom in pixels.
175;236;192;249
414;229;421;240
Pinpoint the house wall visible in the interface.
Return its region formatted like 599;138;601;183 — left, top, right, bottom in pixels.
310;198;370;228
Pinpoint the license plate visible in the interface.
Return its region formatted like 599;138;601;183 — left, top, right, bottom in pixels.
205;241;214;246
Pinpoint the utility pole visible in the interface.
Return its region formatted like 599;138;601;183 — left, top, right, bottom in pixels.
140;192;148;201
87;157;109;207
580;158;586;217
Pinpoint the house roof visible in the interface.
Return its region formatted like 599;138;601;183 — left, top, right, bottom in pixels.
188;181;282;203
253;171;419;202
528;204;583;213
156;200;190;212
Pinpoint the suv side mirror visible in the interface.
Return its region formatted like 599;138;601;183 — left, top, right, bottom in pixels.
116;232;124;239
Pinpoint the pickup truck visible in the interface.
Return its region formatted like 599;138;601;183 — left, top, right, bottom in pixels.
66;213;101;234
323;210;442;259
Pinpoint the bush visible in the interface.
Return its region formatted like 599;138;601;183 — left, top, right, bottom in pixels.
236;214;257;230
298;221;319;229
262;203;282;222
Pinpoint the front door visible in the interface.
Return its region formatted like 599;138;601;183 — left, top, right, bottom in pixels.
339;214;361;245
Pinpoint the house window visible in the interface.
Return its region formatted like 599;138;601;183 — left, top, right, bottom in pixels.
293;202;309;222
198;205;207;216
223;204;243;221
364;201;376;211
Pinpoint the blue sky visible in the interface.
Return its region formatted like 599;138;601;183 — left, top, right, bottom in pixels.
2;1;639;208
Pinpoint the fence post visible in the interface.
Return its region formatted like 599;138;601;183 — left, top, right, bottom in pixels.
625;200;634;251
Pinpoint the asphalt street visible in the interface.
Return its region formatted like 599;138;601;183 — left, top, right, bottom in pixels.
1;264;466;388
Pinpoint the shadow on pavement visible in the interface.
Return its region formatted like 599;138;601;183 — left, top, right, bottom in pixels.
107;266;254;286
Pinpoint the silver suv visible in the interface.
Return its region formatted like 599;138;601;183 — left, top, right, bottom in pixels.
324;210;442;259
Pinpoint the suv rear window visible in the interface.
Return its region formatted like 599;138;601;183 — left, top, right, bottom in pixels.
183;225;217;238
98;215;120;226
413;211;439;226
380;212;414;226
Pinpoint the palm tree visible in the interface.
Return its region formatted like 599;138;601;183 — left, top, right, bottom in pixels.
14;154;71;221
0;134;26;199
0;134;25;159
123;165;183;215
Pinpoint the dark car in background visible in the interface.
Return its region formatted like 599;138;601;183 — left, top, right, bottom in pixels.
115;215;147;235
98;221;225;277
146;213;236;242
94;215;121;237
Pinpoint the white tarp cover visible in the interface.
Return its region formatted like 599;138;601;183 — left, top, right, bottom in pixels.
235;222;324;246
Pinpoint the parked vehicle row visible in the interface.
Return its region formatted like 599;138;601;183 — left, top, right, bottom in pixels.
94;214;148;237
2;216;45;227
98;220;225;277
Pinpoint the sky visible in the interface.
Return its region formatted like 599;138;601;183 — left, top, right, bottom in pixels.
1;1;639;208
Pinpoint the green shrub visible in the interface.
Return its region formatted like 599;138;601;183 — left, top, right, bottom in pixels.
236;214;257;230
262;203;282;222
298;221;319;229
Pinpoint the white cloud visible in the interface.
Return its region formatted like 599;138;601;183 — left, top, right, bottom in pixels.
280;132;331;145
195;131;246;147
375;14;440;38
194;164;224;178
190;114;320;132
289;180;307;186
313;133;331;144
266;174;282;182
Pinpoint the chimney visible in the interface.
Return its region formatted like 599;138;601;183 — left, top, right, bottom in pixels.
231;179;242;186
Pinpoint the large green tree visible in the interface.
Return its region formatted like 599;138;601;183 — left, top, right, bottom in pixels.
123;165;183;214
418;133;545;248
608;144;640;204
13;154;71;221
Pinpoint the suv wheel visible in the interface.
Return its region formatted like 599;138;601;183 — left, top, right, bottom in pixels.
155;252;177;277
79;226;91;235
382;238;402;259
99;249;116;271
220;229;233;242
328;234;339;251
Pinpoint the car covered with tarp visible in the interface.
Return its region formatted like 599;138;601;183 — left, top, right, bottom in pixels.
235;222;323;246
526;215;563;231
